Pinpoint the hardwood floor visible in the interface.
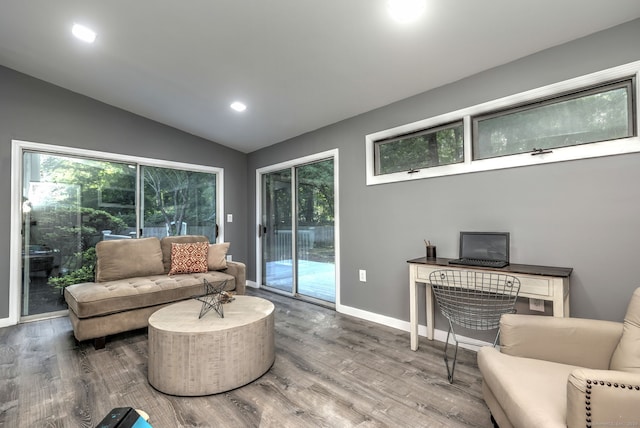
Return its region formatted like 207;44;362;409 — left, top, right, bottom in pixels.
0;289;493;427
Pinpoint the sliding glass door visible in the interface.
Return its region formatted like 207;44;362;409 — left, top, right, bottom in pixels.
261;168;294;293
260;155;336;304
21;152;136;317
17;144;222;320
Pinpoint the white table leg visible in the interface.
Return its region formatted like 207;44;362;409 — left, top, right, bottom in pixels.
410;264;419;351
426;283;434;340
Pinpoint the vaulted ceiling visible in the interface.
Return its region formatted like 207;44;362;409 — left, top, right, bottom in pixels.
2;1;640;153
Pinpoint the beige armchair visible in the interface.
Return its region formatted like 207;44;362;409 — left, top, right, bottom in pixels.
478;288;640;428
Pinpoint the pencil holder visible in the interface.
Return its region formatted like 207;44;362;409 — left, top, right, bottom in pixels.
426;245;436;260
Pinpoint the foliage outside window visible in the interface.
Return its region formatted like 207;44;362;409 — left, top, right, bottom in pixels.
142;166;217;240
473;79;635;160
374;121;464;175
296;159;334;227
24;154;136;289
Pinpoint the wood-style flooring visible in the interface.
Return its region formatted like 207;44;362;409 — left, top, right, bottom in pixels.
0;288;493;427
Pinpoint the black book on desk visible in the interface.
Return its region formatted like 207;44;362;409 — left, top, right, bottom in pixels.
448;232;510;268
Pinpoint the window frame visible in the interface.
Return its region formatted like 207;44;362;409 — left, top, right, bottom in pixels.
373;120;464;175
365;60;640;186
472;77;636;160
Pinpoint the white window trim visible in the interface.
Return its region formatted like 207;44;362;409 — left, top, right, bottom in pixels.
5;139;224;327
255;149;341;309
366;60;640;186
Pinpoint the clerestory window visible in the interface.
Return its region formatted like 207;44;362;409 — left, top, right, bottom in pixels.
374;121;464;175
365;61;640;186
473;78;635;160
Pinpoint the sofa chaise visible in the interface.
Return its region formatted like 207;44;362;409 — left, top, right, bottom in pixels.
64;235;245;349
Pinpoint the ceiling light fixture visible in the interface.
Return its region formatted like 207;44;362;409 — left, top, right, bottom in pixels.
72;23;97;43
230;101;247;112
387;0;427;23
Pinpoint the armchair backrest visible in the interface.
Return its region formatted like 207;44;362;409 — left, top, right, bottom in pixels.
609;287;640;373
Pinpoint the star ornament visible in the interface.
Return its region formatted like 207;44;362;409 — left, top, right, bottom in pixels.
193;279;227;319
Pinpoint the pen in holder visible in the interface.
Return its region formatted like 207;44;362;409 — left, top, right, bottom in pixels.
424;239;436;260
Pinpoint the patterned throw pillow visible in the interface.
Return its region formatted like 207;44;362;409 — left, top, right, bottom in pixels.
168;241;209;275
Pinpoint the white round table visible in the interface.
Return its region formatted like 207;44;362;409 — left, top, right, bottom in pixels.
148;295;275;396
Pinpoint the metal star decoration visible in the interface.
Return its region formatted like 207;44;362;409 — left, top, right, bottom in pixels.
193;279;227;319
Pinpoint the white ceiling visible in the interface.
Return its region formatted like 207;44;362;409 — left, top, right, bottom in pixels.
2;1;640;153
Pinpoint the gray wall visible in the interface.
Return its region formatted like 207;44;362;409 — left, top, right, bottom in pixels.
247;18;640;334
0;65;248;320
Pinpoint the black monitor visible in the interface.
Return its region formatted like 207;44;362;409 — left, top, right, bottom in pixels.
459;232;510;263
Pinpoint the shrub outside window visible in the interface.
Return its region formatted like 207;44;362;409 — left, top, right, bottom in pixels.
374;121;464;175
473;78;635;160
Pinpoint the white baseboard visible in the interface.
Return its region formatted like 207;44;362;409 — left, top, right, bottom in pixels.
246;282;491;351
0;317;14;328
337;304;491;352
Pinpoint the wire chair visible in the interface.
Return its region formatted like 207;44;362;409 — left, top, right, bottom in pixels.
428;269;521;383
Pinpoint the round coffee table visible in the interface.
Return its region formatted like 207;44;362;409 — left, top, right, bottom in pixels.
147;295;275;396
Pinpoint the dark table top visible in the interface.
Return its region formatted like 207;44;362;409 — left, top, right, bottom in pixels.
407;257;573;278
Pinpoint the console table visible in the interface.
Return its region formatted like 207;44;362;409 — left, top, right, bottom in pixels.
408;257;572;351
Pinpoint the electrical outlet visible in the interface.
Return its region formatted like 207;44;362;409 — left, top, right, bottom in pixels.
529;298;545;312
359;269;367;282
226;254;232;262
227;213;233;222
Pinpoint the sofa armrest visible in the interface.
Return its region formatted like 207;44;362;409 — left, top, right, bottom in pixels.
567;368;640;428
500;314;623;369
225;261;246;295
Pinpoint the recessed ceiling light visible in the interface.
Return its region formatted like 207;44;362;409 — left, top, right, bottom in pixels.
230;101;247;112
72;23;97;43
387;0;427;23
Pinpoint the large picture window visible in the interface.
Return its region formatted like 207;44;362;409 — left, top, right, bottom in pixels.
365;60;640;186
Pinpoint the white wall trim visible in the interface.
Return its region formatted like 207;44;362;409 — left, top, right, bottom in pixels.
5;139;225;327
366;60;640;186
338;304;491;352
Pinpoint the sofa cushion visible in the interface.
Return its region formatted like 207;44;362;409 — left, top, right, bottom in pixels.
65;271;236;318
478;346;580;428
168;242;209;275
95;237;164;283
610;287;640;373
208;242;230;271
160;235;209;273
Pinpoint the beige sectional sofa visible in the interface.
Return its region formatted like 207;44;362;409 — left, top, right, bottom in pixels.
64;235;245;348
478;287;640;428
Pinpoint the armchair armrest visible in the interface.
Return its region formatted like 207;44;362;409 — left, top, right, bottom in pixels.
567;368;640;427
500;314;623;369
225;261;246;295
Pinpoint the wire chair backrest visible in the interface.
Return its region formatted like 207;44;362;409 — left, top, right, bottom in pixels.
428;270;521;331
